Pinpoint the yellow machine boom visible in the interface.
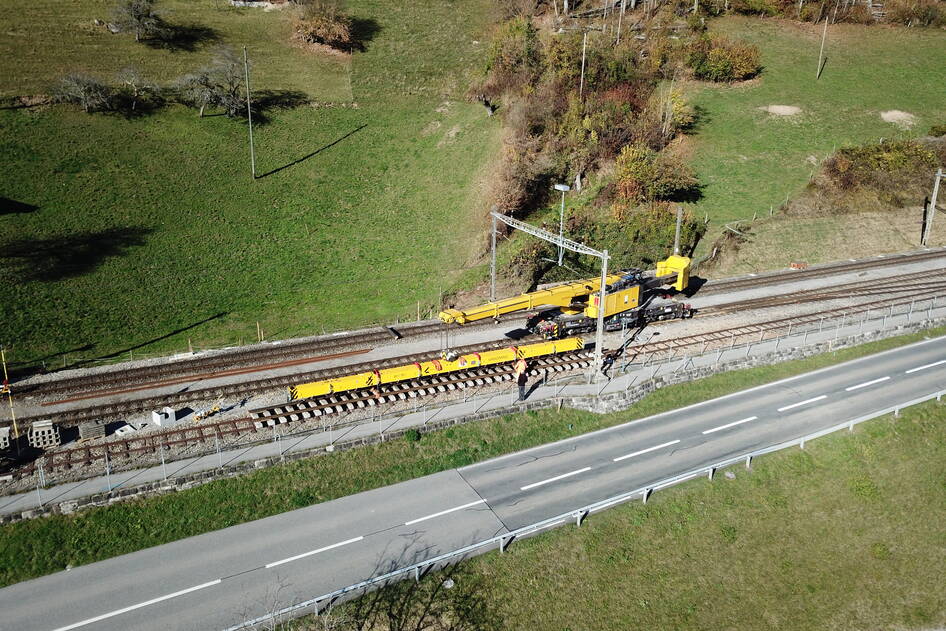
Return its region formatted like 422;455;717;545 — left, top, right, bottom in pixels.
439;255;691;326
439;275;624;325
288;337;584;400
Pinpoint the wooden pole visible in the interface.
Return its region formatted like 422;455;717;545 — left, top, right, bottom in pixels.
816;13;829;79
243;46;256;179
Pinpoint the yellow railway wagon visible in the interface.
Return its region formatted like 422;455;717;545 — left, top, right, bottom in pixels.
288;337;585;401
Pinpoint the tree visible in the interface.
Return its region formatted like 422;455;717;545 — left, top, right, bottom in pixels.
115;67;160;111
112;0;164;42
52;73;112;113
176;47;245;118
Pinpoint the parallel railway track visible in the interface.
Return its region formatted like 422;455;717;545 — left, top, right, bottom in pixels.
11;290;942;482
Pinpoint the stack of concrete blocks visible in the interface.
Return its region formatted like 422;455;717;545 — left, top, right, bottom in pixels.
28;420;60;449
78;420;106;442
0;426;9;451
151;407;179;428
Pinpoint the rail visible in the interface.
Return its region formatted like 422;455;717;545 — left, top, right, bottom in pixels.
223;386;946;630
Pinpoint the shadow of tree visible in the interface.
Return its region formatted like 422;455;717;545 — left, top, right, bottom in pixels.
1;227;152;282
251;89;310;125
145;21;220;52
351;16;382;52
0;198;38;215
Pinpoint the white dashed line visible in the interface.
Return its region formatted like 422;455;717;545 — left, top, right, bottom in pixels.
905;360;946;374
51;579;222;631
702;416;758;435
845;376;890;391
265;536;364;569
404;499;487;526
520;467;591;491
777;395;827;412
613;439;680;462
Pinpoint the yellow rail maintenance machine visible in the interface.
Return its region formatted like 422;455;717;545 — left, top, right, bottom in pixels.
289;337;584;400
440;254;692;339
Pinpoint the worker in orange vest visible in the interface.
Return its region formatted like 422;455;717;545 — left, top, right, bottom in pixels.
514;357;528;401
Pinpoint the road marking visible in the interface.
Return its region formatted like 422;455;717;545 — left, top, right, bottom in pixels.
777;395;827;412
520;467;591;491
702;416;758;435
905;359;946;374
51;579;222;631
845;376;890;391
265;536;364;569
404;499;487;526
613;439;680;462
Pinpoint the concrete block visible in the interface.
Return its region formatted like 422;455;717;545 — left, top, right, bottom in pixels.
28;420;60;449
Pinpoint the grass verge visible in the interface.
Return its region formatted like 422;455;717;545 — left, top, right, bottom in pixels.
2;326;944;587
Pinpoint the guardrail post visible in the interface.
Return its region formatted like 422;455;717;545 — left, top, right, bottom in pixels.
414;566;421;582
745;455;752;469
575;510;588;527
800;439;805;450
707;467;715;480
894;408;900;418
642;488;651;504
500;535;514;553
848;421;854;432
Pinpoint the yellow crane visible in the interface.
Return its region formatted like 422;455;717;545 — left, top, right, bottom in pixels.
440;254;692;338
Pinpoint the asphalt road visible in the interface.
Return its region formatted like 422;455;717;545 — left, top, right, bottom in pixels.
2;336;945;631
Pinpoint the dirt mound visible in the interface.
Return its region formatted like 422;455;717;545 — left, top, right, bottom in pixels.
760;105;802;116
881;110;916;128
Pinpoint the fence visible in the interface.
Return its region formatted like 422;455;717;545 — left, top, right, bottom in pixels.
225;386;946;631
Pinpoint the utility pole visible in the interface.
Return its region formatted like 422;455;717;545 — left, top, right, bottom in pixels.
923;168;943;246
554;183;571;266
579;30;588;99
1;348;18;441
490;214;497;301
673;205;683;255
243;45;256;180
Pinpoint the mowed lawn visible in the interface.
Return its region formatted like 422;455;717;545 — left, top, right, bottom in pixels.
688;17;946;250
0;0;500;368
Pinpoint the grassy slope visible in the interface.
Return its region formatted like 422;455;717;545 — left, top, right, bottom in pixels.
0;0;500;367
1;326;943;587
688;17;946;251
471;402;946;630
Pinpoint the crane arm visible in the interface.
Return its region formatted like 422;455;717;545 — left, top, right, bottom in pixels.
439;274;625;325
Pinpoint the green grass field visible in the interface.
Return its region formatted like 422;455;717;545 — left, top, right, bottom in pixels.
688;17;946;254
1;326;942;588
0;0;500;368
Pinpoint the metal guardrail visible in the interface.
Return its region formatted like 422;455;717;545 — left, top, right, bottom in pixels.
223;387;946;630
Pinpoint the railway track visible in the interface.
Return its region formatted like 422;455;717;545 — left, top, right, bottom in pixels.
9;273;946;430
695;248;946;296
19;248;946;402
6;291;941;483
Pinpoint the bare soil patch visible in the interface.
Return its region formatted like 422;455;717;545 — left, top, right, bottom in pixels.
881;110;916;128
759;104;802;116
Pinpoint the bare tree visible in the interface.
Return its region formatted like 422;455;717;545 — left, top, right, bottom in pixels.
115;67;160;111
176;47;246;118
112;0;164;42
52;73;112;113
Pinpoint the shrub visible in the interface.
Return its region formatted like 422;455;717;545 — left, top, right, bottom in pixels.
887;0;946;26
52;73;113;113
688;36;761;82
930;124;946;137
404;429;421;443
290;0;354;50
614;143;698;203
823;140;937;191
484;16;542;93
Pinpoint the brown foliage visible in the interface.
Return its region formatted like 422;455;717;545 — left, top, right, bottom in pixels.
290;0;353;50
